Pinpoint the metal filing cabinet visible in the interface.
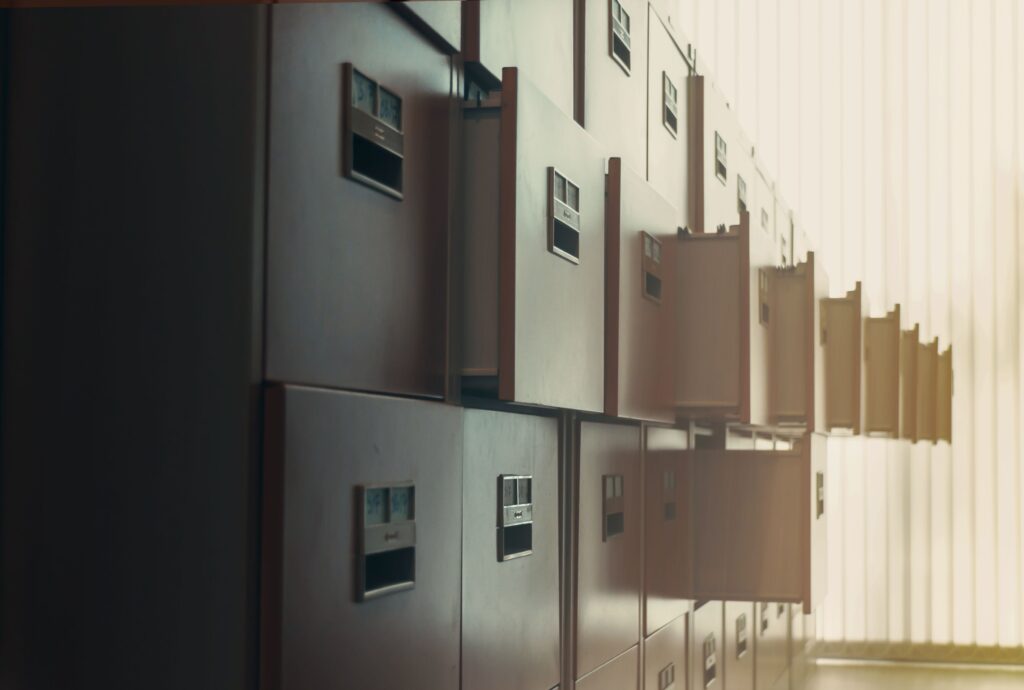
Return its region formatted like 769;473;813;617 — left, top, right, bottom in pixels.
864;305;901;437
688;75;755;235
584;0;647;174
392;0;461;54
937;346;953;442
900;324;920;441
789;604;808;690
770;253;829;432
675;213;778;425
461;0;574;116
576;646;640;690
575;420;642;681
724;602;755;690
606;158;679;423
754;603;790;690
752;166;777;263
692;601;723;690
647;6;692;229
462;68;607;412
462;409;561;690
775;200;796;268
266;3;453;398
916;337;939;443
643;614;687;690
685;433;828;614
821;282;863;434
644;427;691;635
261;387;462;690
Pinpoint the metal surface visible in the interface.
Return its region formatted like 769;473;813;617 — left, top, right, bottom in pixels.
647;7;690;229
1;7;266;688
266;3;451;398
391;0;461;54
462;69;606;412
691;601;723;690
583;0;646;173
725;602;755;690
644;427;691;635
915;338;939;442
685;434;828;614
863;305;901;436
462;0;574;115
900;324;920;440
576;645;640;690
462;408;561;690
675;213;776;425
605;159;678;423
576;421;642;679
643;614;687;690
262;387;462;690
822;283;863;433
936;346;953;442
754;603;789;690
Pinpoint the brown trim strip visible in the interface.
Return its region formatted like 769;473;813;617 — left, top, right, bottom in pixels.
604;158;622;417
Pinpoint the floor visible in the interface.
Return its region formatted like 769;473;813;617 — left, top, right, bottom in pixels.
805;662;1024;689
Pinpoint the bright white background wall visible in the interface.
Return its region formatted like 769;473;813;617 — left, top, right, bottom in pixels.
664;0;1024;648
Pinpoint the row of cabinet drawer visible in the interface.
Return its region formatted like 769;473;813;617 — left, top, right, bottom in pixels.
261;387;826;689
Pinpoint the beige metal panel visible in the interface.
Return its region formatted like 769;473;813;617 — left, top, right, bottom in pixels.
266;3;452;398
769;252;829;432
577;644;640;690
644;427;691;635
262;387;462;690
727;429;756;450
724;602;755;690
462;0;574;116
936;346;953;442
916;338;939;443
821;283;863;434
900;324;920;441
685;433;827;614
462;409;561;690
774;199;796;269
752;165;777;263
643;614;687;690
789;604;807;690
754;602;788;690
393;0;461;53
691;601;723;690
688;76;752;235
675;214;775;425
863;305;901;437
461;69;606;412
647;7;691;229
584;0;647;175
606;159;679;423
576;421;642;679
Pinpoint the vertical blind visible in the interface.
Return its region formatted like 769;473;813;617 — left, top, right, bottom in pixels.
663;0;1024;648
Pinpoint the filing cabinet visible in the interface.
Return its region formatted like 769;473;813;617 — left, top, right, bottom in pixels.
754;602;790;690
789;603;808;690
647;6;693;228
916;337;939;443
821;282;863;434
266;2;453;398
691;601;723;690
688;75;755;235
937;346;953;442
775;200;796;268
753;167;777;261
261;387;462;690
900;324;920;441
644;427;692;635
724;602;755;690
392;0;461;54
770;253;828;432
462;409;561;690
685;433;827;614
864;306;901;437
576;646;640;690
643;614;687;690
584;0;647;174
575;420;642;680
462;68;607;412
461;0;574;116
606;158;678;423
675;213;778;425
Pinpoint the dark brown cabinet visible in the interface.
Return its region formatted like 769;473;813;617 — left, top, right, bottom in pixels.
462;68;607;412
461;408;561;690
864;305;901;436
937;346;953;442
916;337;939;443
606;159;678;423
265;2;454;398
900;324;921;441
821;282;864;434
261;387;462;690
